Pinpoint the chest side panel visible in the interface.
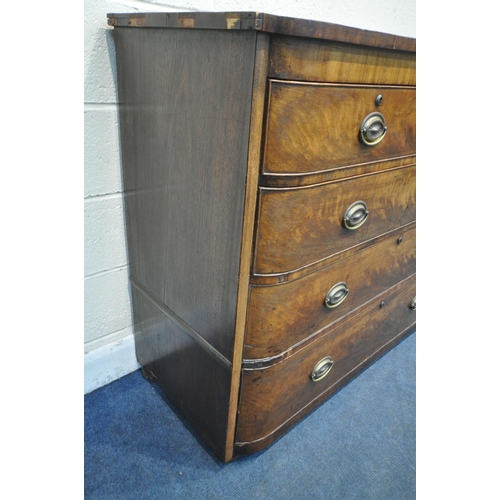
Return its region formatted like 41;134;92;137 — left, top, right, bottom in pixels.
115;28;257;359
114;27;258;460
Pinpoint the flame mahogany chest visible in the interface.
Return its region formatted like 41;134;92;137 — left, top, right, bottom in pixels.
108;11;416;462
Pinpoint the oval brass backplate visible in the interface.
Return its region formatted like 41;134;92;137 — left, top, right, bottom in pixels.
343;200;369;230
360;111;387;146
311;356;334;382
325;282;349;309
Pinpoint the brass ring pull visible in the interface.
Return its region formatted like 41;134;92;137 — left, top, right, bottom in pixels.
343;201;369;230
325;282;349;309
311;356;334;382
360;112;387;146
410;296;416;310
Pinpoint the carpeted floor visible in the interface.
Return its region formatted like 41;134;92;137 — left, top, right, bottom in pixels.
84;331;415;499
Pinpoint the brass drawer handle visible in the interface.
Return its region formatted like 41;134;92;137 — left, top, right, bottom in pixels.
343;200;369;230
325;282;349;309
360;112;387;146
410;296;416;310
311;356;334;382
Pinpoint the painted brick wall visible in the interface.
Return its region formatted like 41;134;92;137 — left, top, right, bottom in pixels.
84;0;415;392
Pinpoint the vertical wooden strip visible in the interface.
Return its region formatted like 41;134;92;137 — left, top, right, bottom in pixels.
224;32;270;462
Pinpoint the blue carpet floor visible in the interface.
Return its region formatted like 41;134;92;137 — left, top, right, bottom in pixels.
85;331;415;499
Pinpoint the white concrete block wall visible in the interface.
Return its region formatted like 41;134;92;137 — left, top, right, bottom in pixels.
84;0;415;393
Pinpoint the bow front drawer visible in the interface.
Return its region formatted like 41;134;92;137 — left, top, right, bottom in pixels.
253;165;415;275
245;224;415;359
235;275;416;452
263;81;415;177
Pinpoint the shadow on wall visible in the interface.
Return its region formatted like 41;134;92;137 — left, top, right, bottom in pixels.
85;17;118;104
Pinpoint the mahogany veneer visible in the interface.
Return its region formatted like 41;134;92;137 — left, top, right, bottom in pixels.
108;11;416;462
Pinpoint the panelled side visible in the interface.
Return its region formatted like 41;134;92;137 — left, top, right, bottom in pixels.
114;27;258;460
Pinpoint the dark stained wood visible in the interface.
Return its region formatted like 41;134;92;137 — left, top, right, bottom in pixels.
253;165;416;275
131;276;231;369
225;33;270;462
269;35;416;85
244;225;415;359
235;275;416;448
115;27;256;361
114;27;259;462
130;284;232;460
107;12;415;52
263;82;416;175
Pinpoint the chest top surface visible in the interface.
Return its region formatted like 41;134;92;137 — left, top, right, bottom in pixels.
107;11;416;53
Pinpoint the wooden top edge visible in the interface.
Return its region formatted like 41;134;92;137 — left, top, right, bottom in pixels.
106;12;416;52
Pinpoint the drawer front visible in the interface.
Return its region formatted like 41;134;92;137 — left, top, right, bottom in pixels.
245;224;415;359
254;165;415;275
269;36;416;86
236;275;416;445
263;81;415;176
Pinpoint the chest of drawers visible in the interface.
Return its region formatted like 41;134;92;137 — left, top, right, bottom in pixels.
108;11;416;462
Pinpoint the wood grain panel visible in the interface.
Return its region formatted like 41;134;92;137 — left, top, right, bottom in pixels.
263;81;416;175
115;28;256;360
130;286;232;461
253;165;416;275
269;35;416;85
235;275;416;447
245;225;415;359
